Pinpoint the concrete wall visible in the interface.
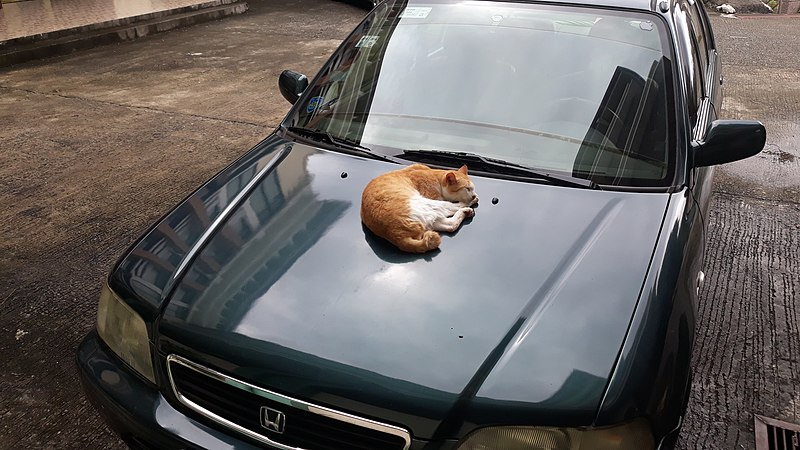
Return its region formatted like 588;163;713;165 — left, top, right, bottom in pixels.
779;0;800;13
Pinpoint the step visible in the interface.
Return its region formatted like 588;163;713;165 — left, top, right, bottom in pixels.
0;0;248;67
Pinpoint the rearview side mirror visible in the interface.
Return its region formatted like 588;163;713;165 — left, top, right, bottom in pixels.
692;120;766;168
278;70;308;104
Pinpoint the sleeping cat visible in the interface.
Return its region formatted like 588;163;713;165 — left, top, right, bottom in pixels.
361;164;479;253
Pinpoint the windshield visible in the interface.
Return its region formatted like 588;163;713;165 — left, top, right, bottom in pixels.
287;0;676;187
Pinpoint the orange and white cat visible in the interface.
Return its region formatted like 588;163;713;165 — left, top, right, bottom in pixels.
361;164;479;253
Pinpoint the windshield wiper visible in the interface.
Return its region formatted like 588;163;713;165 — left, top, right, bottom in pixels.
400;149;598;189
284;126;400;163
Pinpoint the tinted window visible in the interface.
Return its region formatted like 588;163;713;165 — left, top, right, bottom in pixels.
687;6;709;69
290;1;676;187
685;20;705;124
690;0;714;53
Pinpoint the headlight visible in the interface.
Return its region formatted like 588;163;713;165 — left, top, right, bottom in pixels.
96;284;156;384
455;420;654;450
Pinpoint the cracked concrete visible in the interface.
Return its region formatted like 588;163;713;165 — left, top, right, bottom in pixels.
0;3;797;450
2;85;268;128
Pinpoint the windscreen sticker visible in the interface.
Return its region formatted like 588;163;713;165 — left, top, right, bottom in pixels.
307;96;323;113
355;35;380;48
400;7;432;18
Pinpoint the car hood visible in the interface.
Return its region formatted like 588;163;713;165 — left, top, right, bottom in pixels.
156;142;669;439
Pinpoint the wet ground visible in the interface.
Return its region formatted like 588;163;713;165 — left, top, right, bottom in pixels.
677;15;800;449
707;16;800;203
0;3;797;449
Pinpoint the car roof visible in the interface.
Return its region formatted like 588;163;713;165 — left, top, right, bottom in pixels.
549;0;659;12
428;0;663;14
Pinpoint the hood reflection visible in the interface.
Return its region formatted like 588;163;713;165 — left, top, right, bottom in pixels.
166;147;350;330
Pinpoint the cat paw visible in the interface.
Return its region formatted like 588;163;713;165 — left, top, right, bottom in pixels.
463;207;475;218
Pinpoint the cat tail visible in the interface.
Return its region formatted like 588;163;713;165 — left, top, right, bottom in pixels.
397;231;441;253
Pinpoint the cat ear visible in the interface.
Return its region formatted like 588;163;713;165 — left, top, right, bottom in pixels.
458;165;469;175
445;172;457;185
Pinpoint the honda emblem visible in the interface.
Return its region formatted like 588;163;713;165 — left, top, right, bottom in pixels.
259;406;286;434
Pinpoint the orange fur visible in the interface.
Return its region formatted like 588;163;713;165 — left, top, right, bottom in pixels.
361;164;478;253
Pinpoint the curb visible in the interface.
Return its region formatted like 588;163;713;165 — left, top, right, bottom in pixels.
0;0;248;68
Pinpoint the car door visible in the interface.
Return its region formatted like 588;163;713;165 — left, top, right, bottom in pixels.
684;0;722;304
674;0;715;306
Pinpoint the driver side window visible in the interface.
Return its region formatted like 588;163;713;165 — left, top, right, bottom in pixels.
685;0;717;132
686;22;705;128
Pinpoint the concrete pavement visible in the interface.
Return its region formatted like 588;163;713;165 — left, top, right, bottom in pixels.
0;1;362;448
707;15;800;204
677;14;800;450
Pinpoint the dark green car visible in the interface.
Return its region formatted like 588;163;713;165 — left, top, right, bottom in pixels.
77;0;766;449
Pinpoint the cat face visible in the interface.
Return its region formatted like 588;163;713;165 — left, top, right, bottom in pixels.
444;165;479;205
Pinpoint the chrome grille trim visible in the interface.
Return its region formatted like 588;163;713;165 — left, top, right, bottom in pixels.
166;354;412;450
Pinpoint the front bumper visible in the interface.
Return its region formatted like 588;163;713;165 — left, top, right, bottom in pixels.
77;331;680;450
77;331;263;450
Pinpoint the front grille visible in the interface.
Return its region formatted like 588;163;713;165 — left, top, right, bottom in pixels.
166;355;410;450
755;415;800;450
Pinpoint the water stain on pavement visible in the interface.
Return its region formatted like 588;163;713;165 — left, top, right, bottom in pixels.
762;145;797;164
715;108;800;203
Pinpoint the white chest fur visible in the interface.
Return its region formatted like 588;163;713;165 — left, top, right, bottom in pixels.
408;194;472;232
